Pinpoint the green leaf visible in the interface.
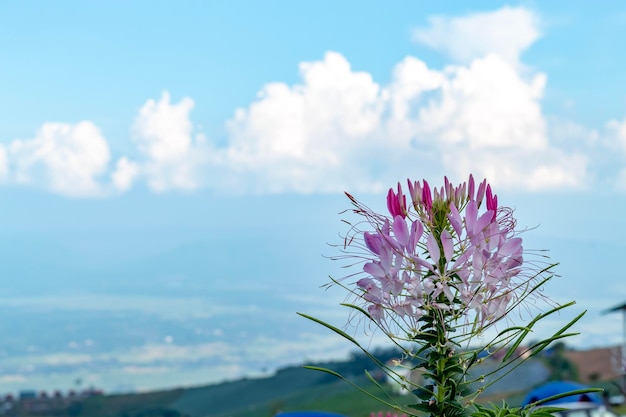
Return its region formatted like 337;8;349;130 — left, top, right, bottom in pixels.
413;384;434;400
445;364;465;374
502;303;583;361
529;406;565;414
528;407;566;417
297;312;360;345
529;333;580;357
364;369;390;396
465;350;479;369
526;388;603;407
339;303;373;320
502;327;531;361
302;365;343;379
421;371;436;381
407;401;435;413
303;366;400;410
529;311;586;356
470;404;496;417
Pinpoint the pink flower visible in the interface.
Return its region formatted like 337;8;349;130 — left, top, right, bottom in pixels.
387;183;407;218
422;180;432;215
339;174;536;334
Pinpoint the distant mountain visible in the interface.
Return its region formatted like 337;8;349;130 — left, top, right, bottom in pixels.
5;348;555;417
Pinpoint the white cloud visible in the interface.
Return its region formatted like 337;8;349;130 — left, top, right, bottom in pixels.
409;54;588;189
0;145;8;179
604;118;626;190
412;6;541;65
606;118;626;151
0;97;208;196
443;148;588;191
0;9;607;197
0;48;591;196
221;51;394;194
8;121;111;197
416;55;547;150
127;92;207;192
223;51;587;193
111;156;140;192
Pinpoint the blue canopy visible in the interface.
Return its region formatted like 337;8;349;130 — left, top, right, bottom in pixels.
522;381;602;406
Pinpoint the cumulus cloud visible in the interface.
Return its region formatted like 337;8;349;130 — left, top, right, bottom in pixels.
0;7;607;196
0;146;8;179
223;51;390;193
0;48;591;196
412;6;541;65
415;55;547;150
409;54;588;189
213;7;589;193
111;156;140;192
604;118;626;190
443;148;588;191
606;118;626;151
7;121;111;197
0;92;211;196
223;51;587;192
121;92;207;192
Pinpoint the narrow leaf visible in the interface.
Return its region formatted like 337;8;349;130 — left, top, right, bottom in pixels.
297;312;360;345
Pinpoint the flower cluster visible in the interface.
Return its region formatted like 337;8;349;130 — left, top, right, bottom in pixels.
345;175;527;337
301;174;585;417
301;175;584;417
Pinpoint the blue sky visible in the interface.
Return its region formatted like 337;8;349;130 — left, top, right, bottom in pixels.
0;1;626;392
1;1;626;195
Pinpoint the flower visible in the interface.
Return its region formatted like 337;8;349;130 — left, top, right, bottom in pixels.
344;175;531;338
301;173;585;417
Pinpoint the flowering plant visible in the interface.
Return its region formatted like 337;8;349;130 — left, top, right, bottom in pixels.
300;175;595;417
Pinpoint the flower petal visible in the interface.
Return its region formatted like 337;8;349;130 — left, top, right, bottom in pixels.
363;262;386;278
465;200;478;232
364;232;382;255
451;250;471;270
441;229;453;263
422;180;432;213
393;215;410;248
427;234;440;265
448;202;463;238
499;237;522;257
473;210;495;236
408;220;423;254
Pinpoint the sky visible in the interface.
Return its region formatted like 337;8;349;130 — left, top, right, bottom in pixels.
1;0;626;393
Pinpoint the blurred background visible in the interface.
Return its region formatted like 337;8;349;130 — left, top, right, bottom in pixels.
0;1;625;416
